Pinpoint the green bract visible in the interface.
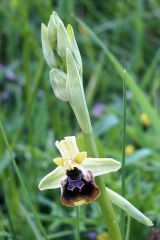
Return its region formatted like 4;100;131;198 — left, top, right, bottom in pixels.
66;48;91;133
67;24;82;75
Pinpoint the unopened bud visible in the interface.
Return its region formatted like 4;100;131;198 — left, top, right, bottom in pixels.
57;22;71;62
48;15;57;49
50;68;68;101
41;23;57;68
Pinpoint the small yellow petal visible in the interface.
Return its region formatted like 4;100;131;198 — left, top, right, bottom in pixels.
53;157;65;166
74;152;87;164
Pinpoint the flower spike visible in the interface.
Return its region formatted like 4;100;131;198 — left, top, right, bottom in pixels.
41;11;91;134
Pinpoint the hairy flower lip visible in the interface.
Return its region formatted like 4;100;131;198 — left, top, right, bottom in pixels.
61;168;100;207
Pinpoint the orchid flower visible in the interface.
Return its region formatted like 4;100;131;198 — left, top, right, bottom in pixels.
38;136;120;207
38;136;153;226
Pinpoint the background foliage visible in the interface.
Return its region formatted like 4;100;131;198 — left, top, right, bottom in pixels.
0;0;160;239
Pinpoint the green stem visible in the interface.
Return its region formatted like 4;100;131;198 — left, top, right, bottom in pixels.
121;71;127;239
76;207;80;240
83;132;122;240
122;72;126;198
125;216;131;240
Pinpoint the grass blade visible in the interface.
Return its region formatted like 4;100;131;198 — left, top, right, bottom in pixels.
20;204;43;240
0;119;48;240
121;71;126;239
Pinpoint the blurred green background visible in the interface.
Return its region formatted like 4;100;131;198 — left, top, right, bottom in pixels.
0;0;160;239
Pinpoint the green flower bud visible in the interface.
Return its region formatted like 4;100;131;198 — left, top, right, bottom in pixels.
57;22;71;62
48;15;57;49
50;68;68;102
47;11;63;49
41;23;57;68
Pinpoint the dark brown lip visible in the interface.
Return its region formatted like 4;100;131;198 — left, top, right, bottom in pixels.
60;168;100;207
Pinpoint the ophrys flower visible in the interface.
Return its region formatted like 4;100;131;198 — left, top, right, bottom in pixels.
38;136;120;207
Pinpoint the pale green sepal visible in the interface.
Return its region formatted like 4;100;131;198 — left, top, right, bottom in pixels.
38;166;65;190
66;48;92;134
67;24;82;75
82;158;121;176
57;22;71;61
106;187;153;226
41;23;56;68
50;68;68;101
48;15;57;49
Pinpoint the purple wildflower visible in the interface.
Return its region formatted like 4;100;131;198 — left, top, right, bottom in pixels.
87;231;96;239
92;103;104;117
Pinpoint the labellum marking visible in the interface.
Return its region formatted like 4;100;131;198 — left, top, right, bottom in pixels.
67;173;85;191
